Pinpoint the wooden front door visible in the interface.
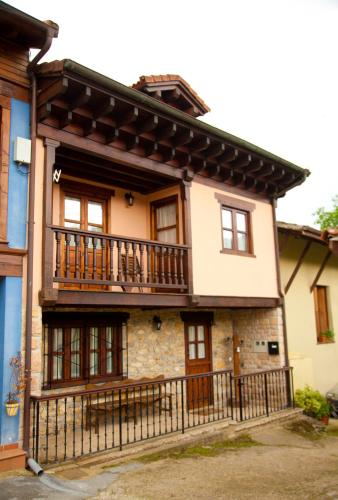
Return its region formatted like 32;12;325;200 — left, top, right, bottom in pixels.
185;322;213;409
62;189;107;290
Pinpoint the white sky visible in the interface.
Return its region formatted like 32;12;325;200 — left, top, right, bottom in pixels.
7;0;338;227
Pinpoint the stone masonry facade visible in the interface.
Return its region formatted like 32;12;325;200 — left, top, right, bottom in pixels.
29;306;285;398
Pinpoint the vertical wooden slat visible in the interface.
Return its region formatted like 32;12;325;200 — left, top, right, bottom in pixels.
109;239;114;280
101;238;106;281
173;248;178;284
124;241;130;281
147;244;151;283
132;242;137;281
84;236;89;279
92;237;97;279
154;246;159;283
75;233;80;279
55;231;61;277
160;246;165;284
65;233;71;278
167;247;172;284
139;244;144;283
117;240;122;281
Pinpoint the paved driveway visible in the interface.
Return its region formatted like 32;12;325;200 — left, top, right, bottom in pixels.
1;417;338;500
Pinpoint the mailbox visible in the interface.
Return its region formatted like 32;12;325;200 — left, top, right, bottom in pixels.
268;341;279;355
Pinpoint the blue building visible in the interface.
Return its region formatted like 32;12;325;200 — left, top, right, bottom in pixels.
0;1;57;470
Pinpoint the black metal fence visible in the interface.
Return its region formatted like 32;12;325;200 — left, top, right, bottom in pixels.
30;367;293;465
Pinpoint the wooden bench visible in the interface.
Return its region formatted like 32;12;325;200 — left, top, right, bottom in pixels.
85;375;173;433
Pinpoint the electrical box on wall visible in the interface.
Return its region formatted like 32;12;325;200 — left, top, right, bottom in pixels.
268;341;279;355
14;137;31;164
253;340;267;353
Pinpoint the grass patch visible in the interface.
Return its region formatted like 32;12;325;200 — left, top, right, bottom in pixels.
326;425;338;437
286;419;326;440
137;434;261;463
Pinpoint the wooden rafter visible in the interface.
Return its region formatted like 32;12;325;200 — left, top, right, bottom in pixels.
284;240;312;294
310;250;332;293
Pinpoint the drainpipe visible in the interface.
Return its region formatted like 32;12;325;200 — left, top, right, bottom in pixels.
271;198;289;368
23;30;56;453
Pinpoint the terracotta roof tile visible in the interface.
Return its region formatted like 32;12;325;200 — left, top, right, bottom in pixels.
132;74;210;114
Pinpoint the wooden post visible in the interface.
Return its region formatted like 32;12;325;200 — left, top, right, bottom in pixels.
180;180;193;295
40;138;60;304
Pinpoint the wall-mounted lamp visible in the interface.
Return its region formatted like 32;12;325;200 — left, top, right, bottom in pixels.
153;316;162;331
125;192;134;207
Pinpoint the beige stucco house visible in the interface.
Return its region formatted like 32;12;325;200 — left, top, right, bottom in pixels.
278;222;338;394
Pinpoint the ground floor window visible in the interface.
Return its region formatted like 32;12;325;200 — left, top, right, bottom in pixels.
43;313;128;389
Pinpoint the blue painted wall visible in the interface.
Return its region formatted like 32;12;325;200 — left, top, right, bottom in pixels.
7;98;30;249
0;278;22;444
0;97;30;444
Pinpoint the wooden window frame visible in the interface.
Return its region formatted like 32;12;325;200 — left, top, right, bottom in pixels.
60;182;109;233
0;96;11;243
44;317;124;389
215;192;255;257
313;285;333;344
151;195;179;243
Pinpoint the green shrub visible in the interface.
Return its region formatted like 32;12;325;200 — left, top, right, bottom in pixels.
294;386;331;420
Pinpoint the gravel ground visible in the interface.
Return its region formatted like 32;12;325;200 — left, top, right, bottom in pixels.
91;418;338;500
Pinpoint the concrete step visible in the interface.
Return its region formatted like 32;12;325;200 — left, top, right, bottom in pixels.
0;445;26;472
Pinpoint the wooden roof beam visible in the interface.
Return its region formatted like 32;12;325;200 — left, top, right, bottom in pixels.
105;128;119;144
138;115;159;134
205;142;226;159
83;119;96;137
125;135;139;151
69;86;91;110
190;136;210;153
285;240;312;294
144;141;158;158
219;148;239;164
174;129;194;146
37;102;52;121
231;154;252;170
94;96;116;119
156;122;177;141
244;158;264;173
162;147;176;163
117;106;139;128
37;77;69;107
60;111;73;129
194;159;208;174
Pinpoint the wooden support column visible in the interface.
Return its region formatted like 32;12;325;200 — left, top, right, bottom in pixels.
310;249;331;293
180;180;193;295
284;240;312;294
40;138;60;304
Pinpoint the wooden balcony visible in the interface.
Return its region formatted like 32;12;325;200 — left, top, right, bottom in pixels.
40;226;190;306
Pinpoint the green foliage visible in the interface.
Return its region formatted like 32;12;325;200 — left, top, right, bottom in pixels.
320;329;335;341
314;195;338;230
295;386;331;420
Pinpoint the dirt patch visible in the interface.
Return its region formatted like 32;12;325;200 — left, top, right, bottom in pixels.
285;416;327;440
92;417;338;499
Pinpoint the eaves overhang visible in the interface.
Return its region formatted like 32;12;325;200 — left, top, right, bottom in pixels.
35;59;310;199
0;0;58;49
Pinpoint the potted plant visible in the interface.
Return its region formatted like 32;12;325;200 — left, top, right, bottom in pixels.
5;353;25;417
319;329;335;343
295;385;331;424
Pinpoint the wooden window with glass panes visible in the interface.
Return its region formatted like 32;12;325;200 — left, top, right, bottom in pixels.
221;206;252;255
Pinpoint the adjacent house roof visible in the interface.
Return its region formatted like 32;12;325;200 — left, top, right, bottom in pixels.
132;75;210;117
277;221;324;244
0;1;58;48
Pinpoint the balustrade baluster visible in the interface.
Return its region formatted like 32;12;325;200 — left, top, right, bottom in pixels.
167;247;172;284
124;241;130;281
139;244;144;283
75;234;80;279
154;246;159;283
117;240;122;281
55;232;61;277
132;242;137;281
84;236;89;279
179;248;184;285
147;244;151;283
102;238;106;281
109;240;114;281
92;237;97;279
160;246;165;284
65;233;71;278
173;248;178;284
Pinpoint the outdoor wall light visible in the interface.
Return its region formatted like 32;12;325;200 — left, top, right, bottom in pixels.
153;316;162;331
125;192;134;207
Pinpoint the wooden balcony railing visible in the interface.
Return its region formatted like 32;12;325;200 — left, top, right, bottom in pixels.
51;225;189;291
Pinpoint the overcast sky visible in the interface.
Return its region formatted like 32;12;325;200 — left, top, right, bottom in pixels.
7;0;338;227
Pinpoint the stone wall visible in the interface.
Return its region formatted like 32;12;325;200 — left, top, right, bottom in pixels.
30;306;285;399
